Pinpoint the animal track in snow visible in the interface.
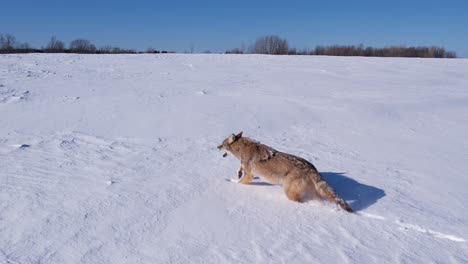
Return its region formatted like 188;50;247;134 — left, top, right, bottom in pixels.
62;95;80;102
0;90;30;103
395;219;465;242
358;212;465;243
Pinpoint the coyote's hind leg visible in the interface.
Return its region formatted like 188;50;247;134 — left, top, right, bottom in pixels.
283;179;303;202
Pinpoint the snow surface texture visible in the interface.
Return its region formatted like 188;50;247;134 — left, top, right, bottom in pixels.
1;54;467;263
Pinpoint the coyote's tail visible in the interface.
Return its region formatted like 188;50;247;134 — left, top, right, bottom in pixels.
315;180;353;212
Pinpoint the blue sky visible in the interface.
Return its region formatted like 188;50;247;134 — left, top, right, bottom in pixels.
1;0;467;56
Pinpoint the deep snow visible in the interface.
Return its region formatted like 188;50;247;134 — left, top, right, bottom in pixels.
1;54;467;263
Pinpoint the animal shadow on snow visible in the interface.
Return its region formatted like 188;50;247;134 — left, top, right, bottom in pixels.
321;172;385;211
249;177;273;186
234;175;384;211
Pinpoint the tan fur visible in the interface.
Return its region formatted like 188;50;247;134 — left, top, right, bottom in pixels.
218;132;353;212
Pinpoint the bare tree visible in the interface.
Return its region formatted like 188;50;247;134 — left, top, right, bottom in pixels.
69;39;96;53
5;34;16;49
254;36;267;54
253;35;289;55
190;43;195;54
0;33;16;50
46;36;65;52
278;38;289;55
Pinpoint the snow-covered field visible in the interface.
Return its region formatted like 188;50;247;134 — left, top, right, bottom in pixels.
1;53;467;263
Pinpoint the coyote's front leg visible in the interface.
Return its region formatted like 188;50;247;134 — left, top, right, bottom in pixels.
238;163;253;184
237;165;244;179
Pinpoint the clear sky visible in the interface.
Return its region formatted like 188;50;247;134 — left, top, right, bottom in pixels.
1;0;467;56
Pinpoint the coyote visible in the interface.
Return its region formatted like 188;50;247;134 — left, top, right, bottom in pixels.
217;132;352;212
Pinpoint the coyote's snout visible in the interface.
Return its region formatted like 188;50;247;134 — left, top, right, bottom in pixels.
218;132;353;212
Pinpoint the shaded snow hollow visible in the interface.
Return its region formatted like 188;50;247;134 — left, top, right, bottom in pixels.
1;54;467;263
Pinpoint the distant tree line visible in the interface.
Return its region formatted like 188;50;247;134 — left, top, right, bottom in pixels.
0;33;174;54
1;33;457;58
311;44;456;58
0;33;37;53
226;35;457;58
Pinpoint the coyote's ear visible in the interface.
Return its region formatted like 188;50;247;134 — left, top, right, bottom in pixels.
235;131;243;139
228;134;236;144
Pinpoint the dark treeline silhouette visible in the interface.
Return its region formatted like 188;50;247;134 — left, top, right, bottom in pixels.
227;35;457;58
0;33;174;54
225;48;244;54
1;33;457;58
312;44;456;58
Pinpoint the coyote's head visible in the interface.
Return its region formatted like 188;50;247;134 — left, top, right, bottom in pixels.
217;131;243;158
